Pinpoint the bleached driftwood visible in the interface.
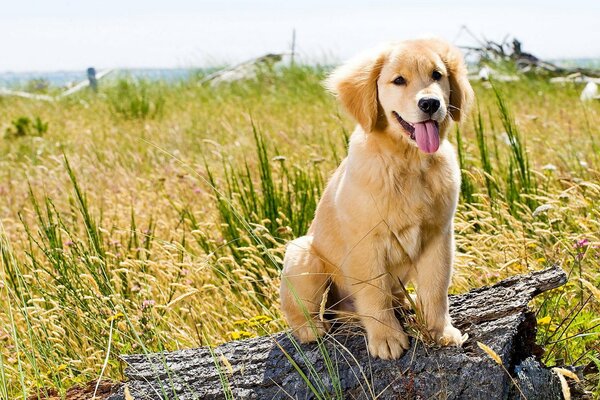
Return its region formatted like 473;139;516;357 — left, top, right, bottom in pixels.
0;69;113;102
199;53;286;86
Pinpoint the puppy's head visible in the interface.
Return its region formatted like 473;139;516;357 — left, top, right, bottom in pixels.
327;38;474;154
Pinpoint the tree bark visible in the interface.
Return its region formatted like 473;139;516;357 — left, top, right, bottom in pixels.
108;267;571;399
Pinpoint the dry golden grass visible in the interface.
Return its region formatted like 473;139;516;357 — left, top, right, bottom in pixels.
0;67;598;398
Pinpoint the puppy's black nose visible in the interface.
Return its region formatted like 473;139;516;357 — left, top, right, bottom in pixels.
418;98;441;115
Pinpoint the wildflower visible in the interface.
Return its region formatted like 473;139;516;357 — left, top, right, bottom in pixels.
248;315;273;327
229;330;254;340
542;163;557;171
64;240;74;247
107;312;124;322
194;187;202;194
574;239;589;261
141;299;155;310
537;316;551;325
532;204;552;217
55;364;68;372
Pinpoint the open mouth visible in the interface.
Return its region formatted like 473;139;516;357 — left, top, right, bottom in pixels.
392;111;440;154
392;111;416;140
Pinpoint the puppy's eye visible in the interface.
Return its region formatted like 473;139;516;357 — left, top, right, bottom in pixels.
392;76;406;85
432;70;442;81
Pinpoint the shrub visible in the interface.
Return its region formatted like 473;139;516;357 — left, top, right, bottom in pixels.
107;79;166;120
5;116;48;138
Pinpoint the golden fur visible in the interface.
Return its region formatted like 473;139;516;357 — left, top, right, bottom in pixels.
280;38;474;359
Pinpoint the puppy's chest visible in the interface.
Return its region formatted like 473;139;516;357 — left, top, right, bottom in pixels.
383;168;442;225
378;168;448;263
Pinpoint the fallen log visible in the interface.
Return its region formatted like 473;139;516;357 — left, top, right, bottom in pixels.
108;267;573;399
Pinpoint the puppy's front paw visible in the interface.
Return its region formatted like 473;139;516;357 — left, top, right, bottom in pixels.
367;326;410;360
293;321;330;343
433;324;468;347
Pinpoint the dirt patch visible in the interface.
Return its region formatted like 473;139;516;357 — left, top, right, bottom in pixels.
27;380;120;400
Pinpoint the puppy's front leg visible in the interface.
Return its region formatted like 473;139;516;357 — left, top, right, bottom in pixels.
345;243;409;359
415;229;465;346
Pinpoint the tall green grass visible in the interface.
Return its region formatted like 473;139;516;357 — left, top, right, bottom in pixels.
474;106;496;202
455;126;475;204
455;84;537;214
203;125;323;253
492;83;537;213
107;79;166;120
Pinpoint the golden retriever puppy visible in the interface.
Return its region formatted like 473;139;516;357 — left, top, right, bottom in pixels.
280;38;474;359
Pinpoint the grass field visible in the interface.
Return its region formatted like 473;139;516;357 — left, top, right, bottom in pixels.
0;65;599;398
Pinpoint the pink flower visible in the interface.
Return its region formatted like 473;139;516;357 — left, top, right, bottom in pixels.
141;299;155;310
574;238;590;261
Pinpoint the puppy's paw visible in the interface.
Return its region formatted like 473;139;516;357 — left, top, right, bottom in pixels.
293;321;330;343
433;324;467;347
367;327;410;360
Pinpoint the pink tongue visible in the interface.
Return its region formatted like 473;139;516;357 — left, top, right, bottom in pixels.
414;121;440;153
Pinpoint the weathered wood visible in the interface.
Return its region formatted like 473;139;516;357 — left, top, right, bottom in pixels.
455;26;600;79
0;68;113;102
108;267;570;399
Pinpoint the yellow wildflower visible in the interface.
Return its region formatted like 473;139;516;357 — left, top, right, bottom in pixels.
107;312;124;322
229;330;254;340
537;316;551;325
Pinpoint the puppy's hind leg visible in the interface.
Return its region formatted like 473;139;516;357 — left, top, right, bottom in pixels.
280;235;330;343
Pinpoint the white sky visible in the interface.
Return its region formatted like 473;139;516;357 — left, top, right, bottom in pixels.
1;0;599;72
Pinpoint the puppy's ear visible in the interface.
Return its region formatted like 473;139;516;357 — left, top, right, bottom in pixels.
326;48;388;132
431;40;474;121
